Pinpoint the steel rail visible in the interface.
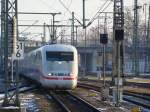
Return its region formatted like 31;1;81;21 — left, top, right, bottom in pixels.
47;90;101;112
123;91;150;101
79;78;150;88
0;85;37;101
77;82;150;109
47;91;71;112
123;96;150;109
66;91;101;112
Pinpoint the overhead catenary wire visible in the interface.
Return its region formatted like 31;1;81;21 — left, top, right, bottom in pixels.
58;0;83;26
26;33;43;41
61;0;73;19
55;20;72;42
90;0;110;20
18;19;39;22
59;0;112;28
31;0;74;42
87;0;113;27
87;0;112;27
58;0;72;36
20;20;39;34
37;0;57;11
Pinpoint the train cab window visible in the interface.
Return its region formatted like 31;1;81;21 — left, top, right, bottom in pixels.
36;51;42;60
39;52;42;59
33;53;37;62
46;51;74;61
35;51;42;63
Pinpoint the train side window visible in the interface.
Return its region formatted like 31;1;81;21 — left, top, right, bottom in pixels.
38;51;42;59
36;51;42;63
37;51;41;59
33;53;36;62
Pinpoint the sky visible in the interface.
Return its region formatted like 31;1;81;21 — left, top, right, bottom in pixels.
17;0;150;41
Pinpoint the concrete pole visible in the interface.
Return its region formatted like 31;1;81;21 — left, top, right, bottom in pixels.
144;4;148;73
51;13;61;44
42;23;46;45
75;26;78;46
83;0;87;78
52;14;55;43
102;13;107;87
133;0;139;76
116;41;121;107
102;44;106;86
71;12;75;45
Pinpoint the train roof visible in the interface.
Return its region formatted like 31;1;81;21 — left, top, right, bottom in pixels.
42;44;77;51
29;44;77;55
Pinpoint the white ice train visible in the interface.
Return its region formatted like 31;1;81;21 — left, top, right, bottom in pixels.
19;44;78;89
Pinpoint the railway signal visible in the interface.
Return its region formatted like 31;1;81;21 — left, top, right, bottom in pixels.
100;34;108;44
100;11;109;101
100;33;108;88
112;0;124;107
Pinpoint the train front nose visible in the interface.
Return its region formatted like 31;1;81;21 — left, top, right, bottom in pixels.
41;75;77;89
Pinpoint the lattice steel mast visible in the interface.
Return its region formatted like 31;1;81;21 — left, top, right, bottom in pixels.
1;0;6;73
1;0;20;106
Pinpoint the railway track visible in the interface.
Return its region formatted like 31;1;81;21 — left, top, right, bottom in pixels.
46;90;101;112
0;84;37;101
79;78;150;89
77;82;150;109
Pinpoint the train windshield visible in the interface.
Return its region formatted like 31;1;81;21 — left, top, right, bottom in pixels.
46;51;74;61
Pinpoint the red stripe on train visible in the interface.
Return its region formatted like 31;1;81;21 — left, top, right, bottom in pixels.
41;75;77;80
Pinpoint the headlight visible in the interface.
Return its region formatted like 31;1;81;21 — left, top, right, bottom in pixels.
58;62;62;64
48;73;52;76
